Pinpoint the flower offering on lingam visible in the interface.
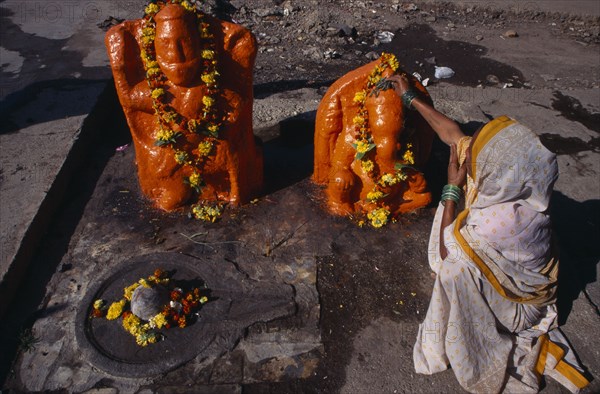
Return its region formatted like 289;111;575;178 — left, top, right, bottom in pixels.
91;269;208;347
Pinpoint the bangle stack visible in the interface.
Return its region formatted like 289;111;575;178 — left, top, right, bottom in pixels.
441;184;462;206
401;89;419;110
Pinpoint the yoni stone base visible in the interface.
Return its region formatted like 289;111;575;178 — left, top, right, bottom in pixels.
76;253;296;377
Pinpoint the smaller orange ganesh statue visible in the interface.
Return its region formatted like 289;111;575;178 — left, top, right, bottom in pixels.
313;53;434;227
105;0;262;220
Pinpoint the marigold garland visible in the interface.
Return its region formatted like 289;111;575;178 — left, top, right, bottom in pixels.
352;53;417;228
141;0;224;220
91;268;209;347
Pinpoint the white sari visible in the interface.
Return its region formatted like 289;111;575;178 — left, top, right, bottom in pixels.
413;116;589;393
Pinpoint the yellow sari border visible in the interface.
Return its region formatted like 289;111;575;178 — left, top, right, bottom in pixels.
535;334;590;389
471;115;516;181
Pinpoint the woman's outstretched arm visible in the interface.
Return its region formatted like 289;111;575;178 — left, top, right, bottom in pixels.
388;75;465;146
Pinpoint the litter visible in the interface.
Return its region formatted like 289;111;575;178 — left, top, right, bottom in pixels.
376;31;395;43
434;66;455;79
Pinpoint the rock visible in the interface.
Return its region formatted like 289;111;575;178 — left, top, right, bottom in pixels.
475;34;484;41
425;15;436;22
302;47;323;61
324;48;341;59
254;7;282;18
331;23;357;38
282;1;296;16
401;3;418;12
448;22;455;28
424;56;436;65
365;51;379;60
486;74;500;85
503;30;518;38
130;285;170;321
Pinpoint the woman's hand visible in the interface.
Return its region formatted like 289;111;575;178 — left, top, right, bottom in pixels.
448;143;467;187
388;74;411;97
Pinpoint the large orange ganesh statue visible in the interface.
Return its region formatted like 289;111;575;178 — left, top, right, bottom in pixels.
105;1;262;219
313;53;434;227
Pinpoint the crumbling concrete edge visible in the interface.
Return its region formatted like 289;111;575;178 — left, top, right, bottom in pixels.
0;80;113;318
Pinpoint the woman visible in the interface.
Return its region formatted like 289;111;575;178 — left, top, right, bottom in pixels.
389;75;589;393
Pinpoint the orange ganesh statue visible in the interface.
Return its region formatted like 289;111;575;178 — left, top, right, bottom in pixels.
105;1;262;218
313;53;434;227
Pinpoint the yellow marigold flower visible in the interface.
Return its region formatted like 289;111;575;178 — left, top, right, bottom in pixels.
353;90;367;104
367;207;390;228
396;171;408;181
145;3;160;15
368;74;382;86
361;159;374;173
138;278;150;288
353;115;365;126
150;313;167;329
146;67;160;77
367;190;384;201
174;150;189;164
188;172;202;188
355;140;370;154
200;296;209;303
181;1;194;11
161;111;177;123
141;35;155;45
155;128;174;142
151;88;165;99
93;299;105;309
106;299;126;320
201;72;218;85
358;220;365;227
199;25;211;38
197;140;213;157
142;27;155;38
406;143;413;149
207;124;219;135
192;204;223;222
383;53;400;71
403;150;414;165
380;173;398;186
123;313;142;335
124;282;140;301
145;60;158;69
202;50;215;60
202;95;215;108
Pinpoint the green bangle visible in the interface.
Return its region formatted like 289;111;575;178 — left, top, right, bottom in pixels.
401;89;419;109
441;184;463;206
443;184;462;194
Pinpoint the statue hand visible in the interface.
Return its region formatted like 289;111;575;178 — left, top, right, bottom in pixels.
447;143;467;187
331;168;355;192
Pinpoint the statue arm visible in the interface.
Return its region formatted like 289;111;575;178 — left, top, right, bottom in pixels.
314;94;343;184
221;22;257;98
105;22;153;113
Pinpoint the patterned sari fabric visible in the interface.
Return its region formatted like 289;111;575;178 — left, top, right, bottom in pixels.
413;116;589;393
